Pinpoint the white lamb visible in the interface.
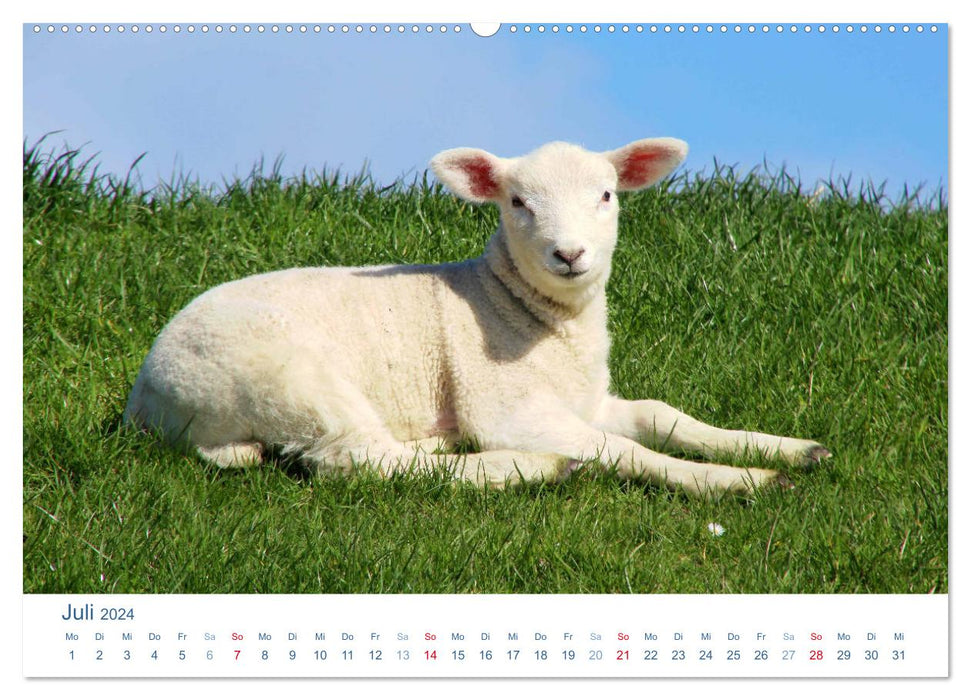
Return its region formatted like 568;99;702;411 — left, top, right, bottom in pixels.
123;138;830;496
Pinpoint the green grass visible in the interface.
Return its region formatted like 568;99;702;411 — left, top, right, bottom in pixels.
22;137;947;594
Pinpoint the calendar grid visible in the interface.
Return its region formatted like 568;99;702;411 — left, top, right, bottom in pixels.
23;594;948;678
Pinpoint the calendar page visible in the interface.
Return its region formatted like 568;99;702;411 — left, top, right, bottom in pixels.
20;4;950;686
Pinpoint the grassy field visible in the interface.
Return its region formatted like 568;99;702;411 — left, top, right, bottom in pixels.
22;139;947;594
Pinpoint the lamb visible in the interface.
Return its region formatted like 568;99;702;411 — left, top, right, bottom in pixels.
123;138;830;497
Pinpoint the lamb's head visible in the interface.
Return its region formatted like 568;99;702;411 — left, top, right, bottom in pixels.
431;138;688;305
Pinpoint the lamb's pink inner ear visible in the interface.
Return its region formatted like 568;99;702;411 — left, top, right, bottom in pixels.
463;155;502;199
617;149;671;190
610;139;687;191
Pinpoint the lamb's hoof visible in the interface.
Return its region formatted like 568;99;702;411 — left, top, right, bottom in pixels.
556;459;582;483
802;444;833;468
775;472;796;491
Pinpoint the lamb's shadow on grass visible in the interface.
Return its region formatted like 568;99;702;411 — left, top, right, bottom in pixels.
263;445;316;483
100;413;126;438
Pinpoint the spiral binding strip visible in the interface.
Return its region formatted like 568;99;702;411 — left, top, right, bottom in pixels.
31;24;940;36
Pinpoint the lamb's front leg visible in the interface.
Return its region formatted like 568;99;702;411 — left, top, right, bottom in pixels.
594;432;784;496
594;396;831;468
483;400;784;497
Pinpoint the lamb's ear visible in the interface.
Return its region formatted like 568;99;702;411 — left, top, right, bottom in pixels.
604;138;688;191
430;147;506;203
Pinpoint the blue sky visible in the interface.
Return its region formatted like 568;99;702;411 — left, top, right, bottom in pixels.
23;22;948;199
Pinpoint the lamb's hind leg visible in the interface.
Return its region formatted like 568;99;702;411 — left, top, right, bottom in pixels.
304;440;577;488
197;442;265;467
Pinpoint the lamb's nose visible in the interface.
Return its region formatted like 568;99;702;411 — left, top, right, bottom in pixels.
554;248;585;266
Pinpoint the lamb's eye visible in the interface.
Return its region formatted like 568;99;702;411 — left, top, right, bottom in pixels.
602;191;612;203
511;196;525;208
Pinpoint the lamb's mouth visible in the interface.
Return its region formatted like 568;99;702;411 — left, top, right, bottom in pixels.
559;269;587;279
